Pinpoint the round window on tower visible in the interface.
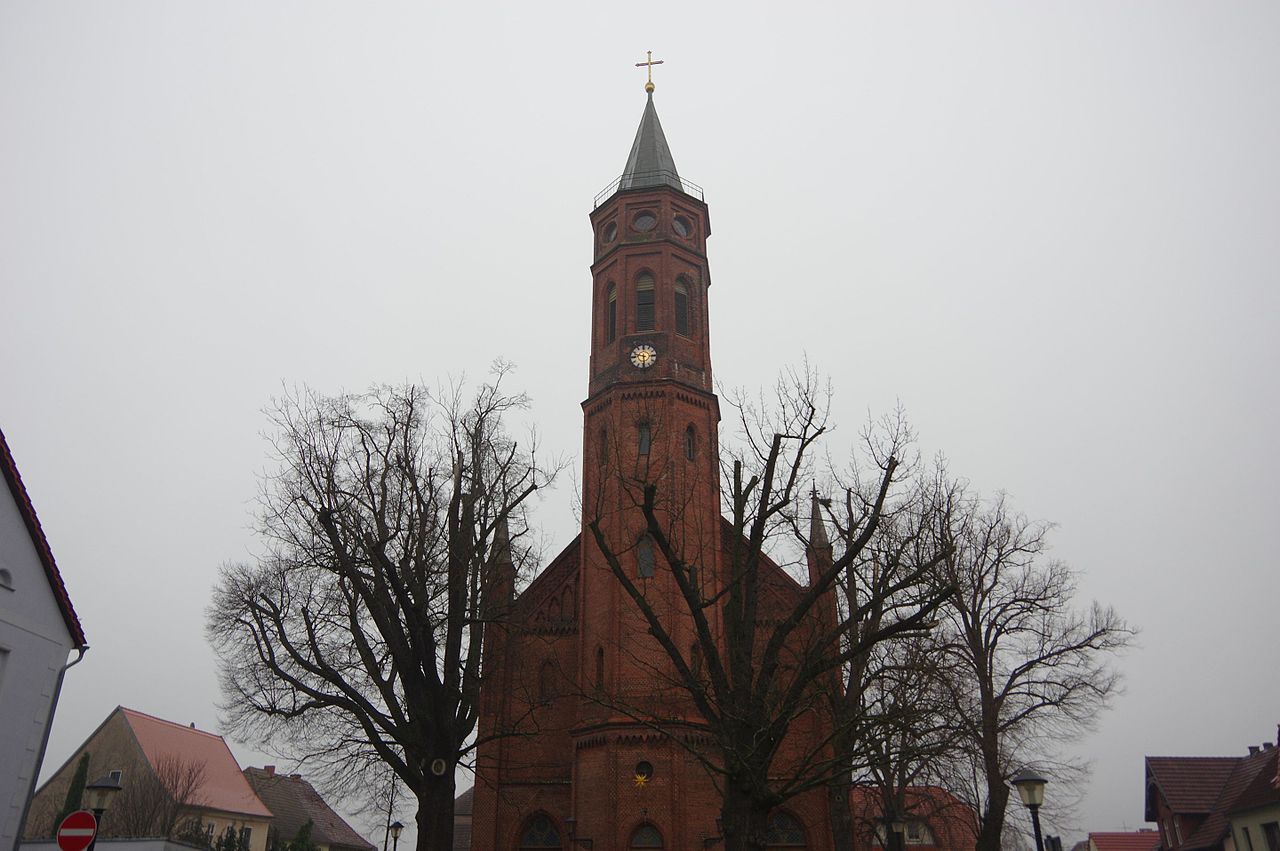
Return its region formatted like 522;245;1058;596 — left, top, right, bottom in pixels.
635;761;654;781
602;221;618;244
672;215;693;238
632;211;657;232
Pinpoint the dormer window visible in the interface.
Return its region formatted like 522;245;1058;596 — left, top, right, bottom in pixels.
636;275;655;331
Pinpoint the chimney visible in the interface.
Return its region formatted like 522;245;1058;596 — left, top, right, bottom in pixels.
1264;742;1274;751
264;765;275;776
290;773;302;780
1249;746;1260;756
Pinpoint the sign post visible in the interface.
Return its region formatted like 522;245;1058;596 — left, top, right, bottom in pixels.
56;811;98;851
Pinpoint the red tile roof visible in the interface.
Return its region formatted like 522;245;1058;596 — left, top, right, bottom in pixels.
243;768;374;851
1146;749;1279;851
0;427;86;648
1229;750;1280;815
1146;757;1241;814
1090;831;1161;851
119;708;273;819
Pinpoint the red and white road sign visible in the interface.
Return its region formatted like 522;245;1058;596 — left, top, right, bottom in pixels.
56;810;98;851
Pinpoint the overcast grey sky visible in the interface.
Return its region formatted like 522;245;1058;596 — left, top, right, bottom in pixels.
3;0;1278;845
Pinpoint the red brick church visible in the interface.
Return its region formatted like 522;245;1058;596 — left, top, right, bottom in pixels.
470;82;835;850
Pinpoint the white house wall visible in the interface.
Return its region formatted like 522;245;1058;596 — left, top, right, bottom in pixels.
0;486;75;851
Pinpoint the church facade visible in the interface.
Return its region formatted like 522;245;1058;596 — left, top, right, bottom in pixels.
470;86;834;851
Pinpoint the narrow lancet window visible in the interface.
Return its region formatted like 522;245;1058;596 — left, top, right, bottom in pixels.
636;274;656;331
684;424;696;460
675;279;690;336
606;283;617;343
637;535;656;578
638;422;651;455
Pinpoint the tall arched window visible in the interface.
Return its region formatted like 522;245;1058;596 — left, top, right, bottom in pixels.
684;424;696;461
766;811;806;848
635;274;656;331
595;646;605;691
637;535;656;579
606;283;617;343
518;813;563;850
629;824;664;849
598;427;609;466
674;278;690;336
638;422;651;455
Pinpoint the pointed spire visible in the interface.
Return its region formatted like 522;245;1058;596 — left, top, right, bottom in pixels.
619;93;683;193
808;491;832;555
490;514;515;603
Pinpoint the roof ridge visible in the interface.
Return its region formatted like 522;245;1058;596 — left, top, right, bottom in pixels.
120;706;226;741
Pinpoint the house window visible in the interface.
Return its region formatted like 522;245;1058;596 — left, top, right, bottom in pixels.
684;425;696;461
518;813;563;849
606;284;617;343
637;535;656;578
635;275;655;331
1261;823;1279;851
638;422;651;455
906;821;934;845
675;279;690;336
1242;828;1255;851
239;827;252;849
629;824;664;848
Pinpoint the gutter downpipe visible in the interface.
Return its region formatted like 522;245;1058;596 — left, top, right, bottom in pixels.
12;646;88;851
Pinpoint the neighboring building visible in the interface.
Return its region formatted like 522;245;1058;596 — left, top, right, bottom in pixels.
848;786;981;851
1145;732;1280;851
470;85;839;849
241;767;373;851
1;428;88;851
24;707;273;851
452;788;472;851
1087;830;1161;851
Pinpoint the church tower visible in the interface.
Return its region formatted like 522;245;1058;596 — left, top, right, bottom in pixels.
471;74;832;850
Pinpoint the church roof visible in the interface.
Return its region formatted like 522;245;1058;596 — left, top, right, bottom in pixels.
619;93;683;193
0;426;86;648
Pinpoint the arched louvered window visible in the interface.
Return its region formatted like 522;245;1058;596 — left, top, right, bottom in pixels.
684;424;696;461
635;274;656;332
518;813;563;849
675;278;691;336
606;283;617;343
766;811;806;848
629;824;664;848
637;535;656;579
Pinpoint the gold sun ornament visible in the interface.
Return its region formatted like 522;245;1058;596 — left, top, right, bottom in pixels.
633;772;649;788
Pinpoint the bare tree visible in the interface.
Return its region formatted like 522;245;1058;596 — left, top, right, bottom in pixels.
207;373;558;851
586;371;952;851
928;471;1135;851
107;755;207;838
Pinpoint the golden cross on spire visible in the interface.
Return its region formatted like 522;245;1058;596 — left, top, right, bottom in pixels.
635;50;664;93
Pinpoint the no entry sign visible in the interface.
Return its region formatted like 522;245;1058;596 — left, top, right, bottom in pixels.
56;810;97;851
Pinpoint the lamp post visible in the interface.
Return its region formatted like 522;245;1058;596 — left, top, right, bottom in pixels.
389;821;403;851
83;771;123;851
1010;768;1048;851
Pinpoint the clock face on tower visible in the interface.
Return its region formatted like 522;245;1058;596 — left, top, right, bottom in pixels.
630;344;657;369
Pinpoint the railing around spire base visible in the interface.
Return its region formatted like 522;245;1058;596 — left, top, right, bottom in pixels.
594;171;704;208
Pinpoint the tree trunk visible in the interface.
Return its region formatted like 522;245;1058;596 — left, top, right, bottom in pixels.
828;776;855;851
721;784;771;851
975;776;1010;851
413;774;455;851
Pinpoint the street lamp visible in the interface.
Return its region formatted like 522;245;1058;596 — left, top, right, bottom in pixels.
389;822;403;851
84;771;124;851
1010;768;1048;851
